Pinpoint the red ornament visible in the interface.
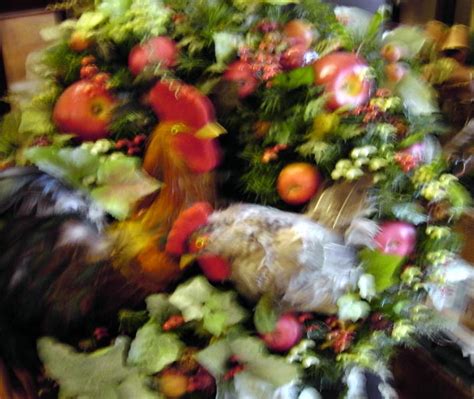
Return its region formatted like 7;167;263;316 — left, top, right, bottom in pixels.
313;52;373;110
163;315;186;331
277;162;320;206
280;44;308;70
374;221;417;257
128;36;178;75
283;20;314;49
223;60;259;98
261;313;303;352
53;80;117;141
385;62;408;83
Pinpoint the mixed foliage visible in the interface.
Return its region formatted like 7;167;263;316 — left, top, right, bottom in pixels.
0;0;471;398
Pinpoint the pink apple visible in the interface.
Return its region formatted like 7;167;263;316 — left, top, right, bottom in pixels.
385;63;408;83
374;221;417;257
313;52;373;110
128;36;178;75
223;60;259;98
53;80;117;141
283;20;314;49
261;313;303;352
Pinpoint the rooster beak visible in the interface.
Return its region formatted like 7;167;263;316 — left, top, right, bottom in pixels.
180;253;197;269
194;122;227;139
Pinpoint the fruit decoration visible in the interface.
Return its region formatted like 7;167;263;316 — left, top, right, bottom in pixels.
283;20;315;49
0;1;472;399
313;52;373;110
52;79;117;141
223;60;259;98
374;221;417;257
128;36;179;75
261;313;303;352
277;162;320;205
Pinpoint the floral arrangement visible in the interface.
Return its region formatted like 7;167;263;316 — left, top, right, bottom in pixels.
0;0;472;398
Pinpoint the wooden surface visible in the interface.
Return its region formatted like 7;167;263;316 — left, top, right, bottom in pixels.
0;10;57;88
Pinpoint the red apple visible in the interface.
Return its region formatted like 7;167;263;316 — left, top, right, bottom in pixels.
280;44;308;70
385;63;408;83
313;52;373;110
374;221;416;257
277;163;320;205
261;313;303;352
223;60;259;98
53;80;117;141
283;20;314;49
128;36;178;75
380;43;405;63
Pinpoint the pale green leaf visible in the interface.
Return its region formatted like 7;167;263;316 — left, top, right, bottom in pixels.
382;26;427;59
392;203;427;225
168;276;214;322
18;109;56;135
38;336;138;399
91;156;160;220
196;339;233;378
231;337;300;386
127;320;183;374
360;249;405;292
25;146;100;187
145;293;178;324
254;294;277;334
396;73;438;116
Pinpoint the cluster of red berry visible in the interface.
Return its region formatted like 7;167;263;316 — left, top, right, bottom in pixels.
394;152;418;173
114;134;147;156
261;143;288;163
80;56;110;87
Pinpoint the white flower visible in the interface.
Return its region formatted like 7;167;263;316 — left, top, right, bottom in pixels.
358;274;376;301
337;294;370;322
302;356;320;368
298;387;322;399
345;167;364;181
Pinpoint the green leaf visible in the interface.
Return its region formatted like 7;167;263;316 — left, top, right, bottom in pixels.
196;339;233;378
91;156;160;220
382;26;427;59
359;249;405;292
391;203;427;225
25;146;100;187
168;276;214;322
272;66;314;89
337;293;370;322
127;320;183;374
254;294;277;334
204;291;246;336
396;73;438;116
38;336;149;399
230;337;300;386
18;109;55;135
168;277;246;336
145;294;178;324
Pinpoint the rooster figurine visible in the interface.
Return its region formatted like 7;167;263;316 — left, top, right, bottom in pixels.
165;190;373;314
0;80;223;398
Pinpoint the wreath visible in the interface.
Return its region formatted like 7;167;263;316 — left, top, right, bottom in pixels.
0;1;472;398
